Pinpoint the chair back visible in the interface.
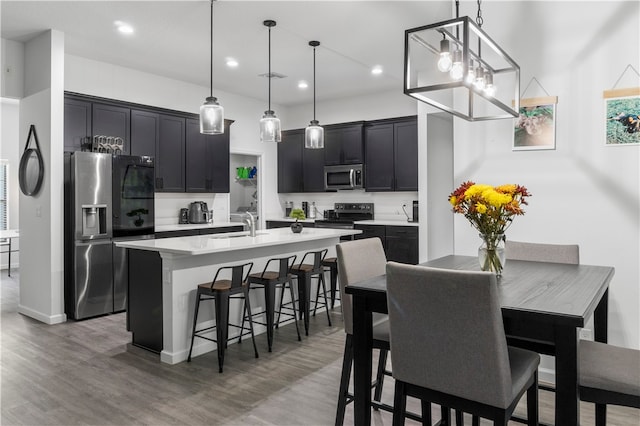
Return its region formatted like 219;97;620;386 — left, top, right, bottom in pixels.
386;262;513;409
211;262;253;290
336;237;387;335
260;255;297;281
299;249;328;271
506;240;579;264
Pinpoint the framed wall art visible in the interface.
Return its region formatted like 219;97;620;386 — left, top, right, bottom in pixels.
604;88;640;146
513;96;557;151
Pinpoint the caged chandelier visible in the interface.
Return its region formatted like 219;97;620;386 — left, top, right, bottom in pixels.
404;0;520;121
259;20;282;143
200;0;224;134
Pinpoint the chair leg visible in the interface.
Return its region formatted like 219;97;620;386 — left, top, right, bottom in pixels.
243;286;259;359
392;380;407;426
275;279;286;329
595;403;607;426
373;348;388;403
214;291;229;373
335;334;353;426
329;265;338;310
319;272;332;326
287;278;302;341
313;274;322;317
187;292;202;362
263;283;276;352
526;371;538;426
420;401;432;426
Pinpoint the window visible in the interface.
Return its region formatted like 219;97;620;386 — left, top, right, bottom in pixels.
0;160;7;231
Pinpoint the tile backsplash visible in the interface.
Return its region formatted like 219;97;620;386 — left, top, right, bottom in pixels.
276;191;419;221
155;193;230;226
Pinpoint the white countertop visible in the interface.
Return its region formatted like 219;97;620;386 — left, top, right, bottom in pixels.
155;222;242;233
265;217;418;227
115;227;361;256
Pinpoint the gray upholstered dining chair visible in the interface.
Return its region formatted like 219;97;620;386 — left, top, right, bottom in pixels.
386;262;540;426
334;237;391;425
505;240;580;394
505;240;579;264
579;340;640;426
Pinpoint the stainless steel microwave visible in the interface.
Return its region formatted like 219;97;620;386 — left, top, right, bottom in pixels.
324;164;364;190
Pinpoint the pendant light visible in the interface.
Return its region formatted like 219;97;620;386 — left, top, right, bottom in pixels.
305;41;324;149
199;0;224;134
259;20;281;143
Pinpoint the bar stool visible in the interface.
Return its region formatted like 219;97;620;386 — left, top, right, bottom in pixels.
278;248;331;336
246;255;301;352
187;262;259;373
322;257;341;309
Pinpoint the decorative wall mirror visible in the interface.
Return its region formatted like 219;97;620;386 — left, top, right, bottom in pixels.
19;124;44;196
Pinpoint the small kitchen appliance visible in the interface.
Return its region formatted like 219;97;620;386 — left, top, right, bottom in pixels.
188;201;209;224
412;200;419;222
324;164;364;190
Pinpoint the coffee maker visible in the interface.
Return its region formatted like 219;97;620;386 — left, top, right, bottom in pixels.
179;208;189;224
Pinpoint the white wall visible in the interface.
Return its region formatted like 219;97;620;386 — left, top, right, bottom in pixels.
1;38;24;99
18;30;66;324
0;98;21;270
450;1;640;349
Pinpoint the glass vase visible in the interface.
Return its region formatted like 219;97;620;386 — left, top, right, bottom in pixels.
478;233;506;276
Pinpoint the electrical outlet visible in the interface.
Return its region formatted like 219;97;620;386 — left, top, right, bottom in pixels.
579;328;593;340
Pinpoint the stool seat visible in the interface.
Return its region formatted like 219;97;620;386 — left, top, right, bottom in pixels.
197;279;248;292
291;263;315;272
248;271;283;281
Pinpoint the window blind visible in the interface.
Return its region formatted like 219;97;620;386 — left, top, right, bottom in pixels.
0;160;7;231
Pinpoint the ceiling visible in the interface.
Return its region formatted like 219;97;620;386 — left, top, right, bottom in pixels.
0;1;455;107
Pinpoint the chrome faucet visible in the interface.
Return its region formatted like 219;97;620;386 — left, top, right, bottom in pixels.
243;211;256;237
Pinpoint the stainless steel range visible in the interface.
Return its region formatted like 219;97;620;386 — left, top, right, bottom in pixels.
315;203;374;237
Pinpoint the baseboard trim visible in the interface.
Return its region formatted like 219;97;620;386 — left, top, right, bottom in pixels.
17;305;66;324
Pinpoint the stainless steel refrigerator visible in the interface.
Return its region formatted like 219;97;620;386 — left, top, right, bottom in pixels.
64;152;114;320
64;152;155;320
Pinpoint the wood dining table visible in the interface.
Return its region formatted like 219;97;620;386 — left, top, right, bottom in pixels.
345;255;614;426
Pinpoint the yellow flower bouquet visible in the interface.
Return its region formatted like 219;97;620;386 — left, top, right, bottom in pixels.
449;181;531;275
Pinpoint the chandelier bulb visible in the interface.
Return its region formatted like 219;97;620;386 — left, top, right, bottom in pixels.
449;50;463;80
437;38;452;72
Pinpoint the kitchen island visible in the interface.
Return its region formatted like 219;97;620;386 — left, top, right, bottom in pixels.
115;227;360;364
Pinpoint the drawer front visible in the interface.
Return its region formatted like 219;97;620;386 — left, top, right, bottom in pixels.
385;225;418;238
354;224;385;240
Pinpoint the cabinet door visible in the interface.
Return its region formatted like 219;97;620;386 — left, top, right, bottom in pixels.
303;144;326;192
64;98;92;152
385;226;418;264
208;128;230;193
278;130;304;193
156;115;185;192
341;124;364;164
92;103;131;155
324;128;343;166
394;119;418;191
185;118;208;192
130;109;159;157
364;124;395;191
354;225;386;251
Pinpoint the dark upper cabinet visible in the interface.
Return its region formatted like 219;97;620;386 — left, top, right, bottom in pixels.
130;109;159;157
156;114;185;192
324;123;364;165
364;123;395;191
92;103;131;155
394;119;419;191
64;98;92;152
365;116;418;192
278;130;304;193
185;118;230;193
303;143;326;192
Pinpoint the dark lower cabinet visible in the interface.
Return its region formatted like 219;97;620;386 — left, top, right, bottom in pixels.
156;114;186;192
128;249;163;353
354;224;418;264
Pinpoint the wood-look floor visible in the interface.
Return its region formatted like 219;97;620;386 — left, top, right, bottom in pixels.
1;270;638;425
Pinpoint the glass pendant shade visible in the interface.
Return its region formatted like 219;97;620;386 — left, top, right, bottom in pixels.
200;96;224;134
305;120;324;149
260;110;281;143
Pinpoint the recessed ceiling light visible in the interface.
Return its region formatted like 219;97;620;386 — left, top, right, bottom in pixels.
114;20;134;35
298;80;308;89
371;66;383;75
226;58;239;68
